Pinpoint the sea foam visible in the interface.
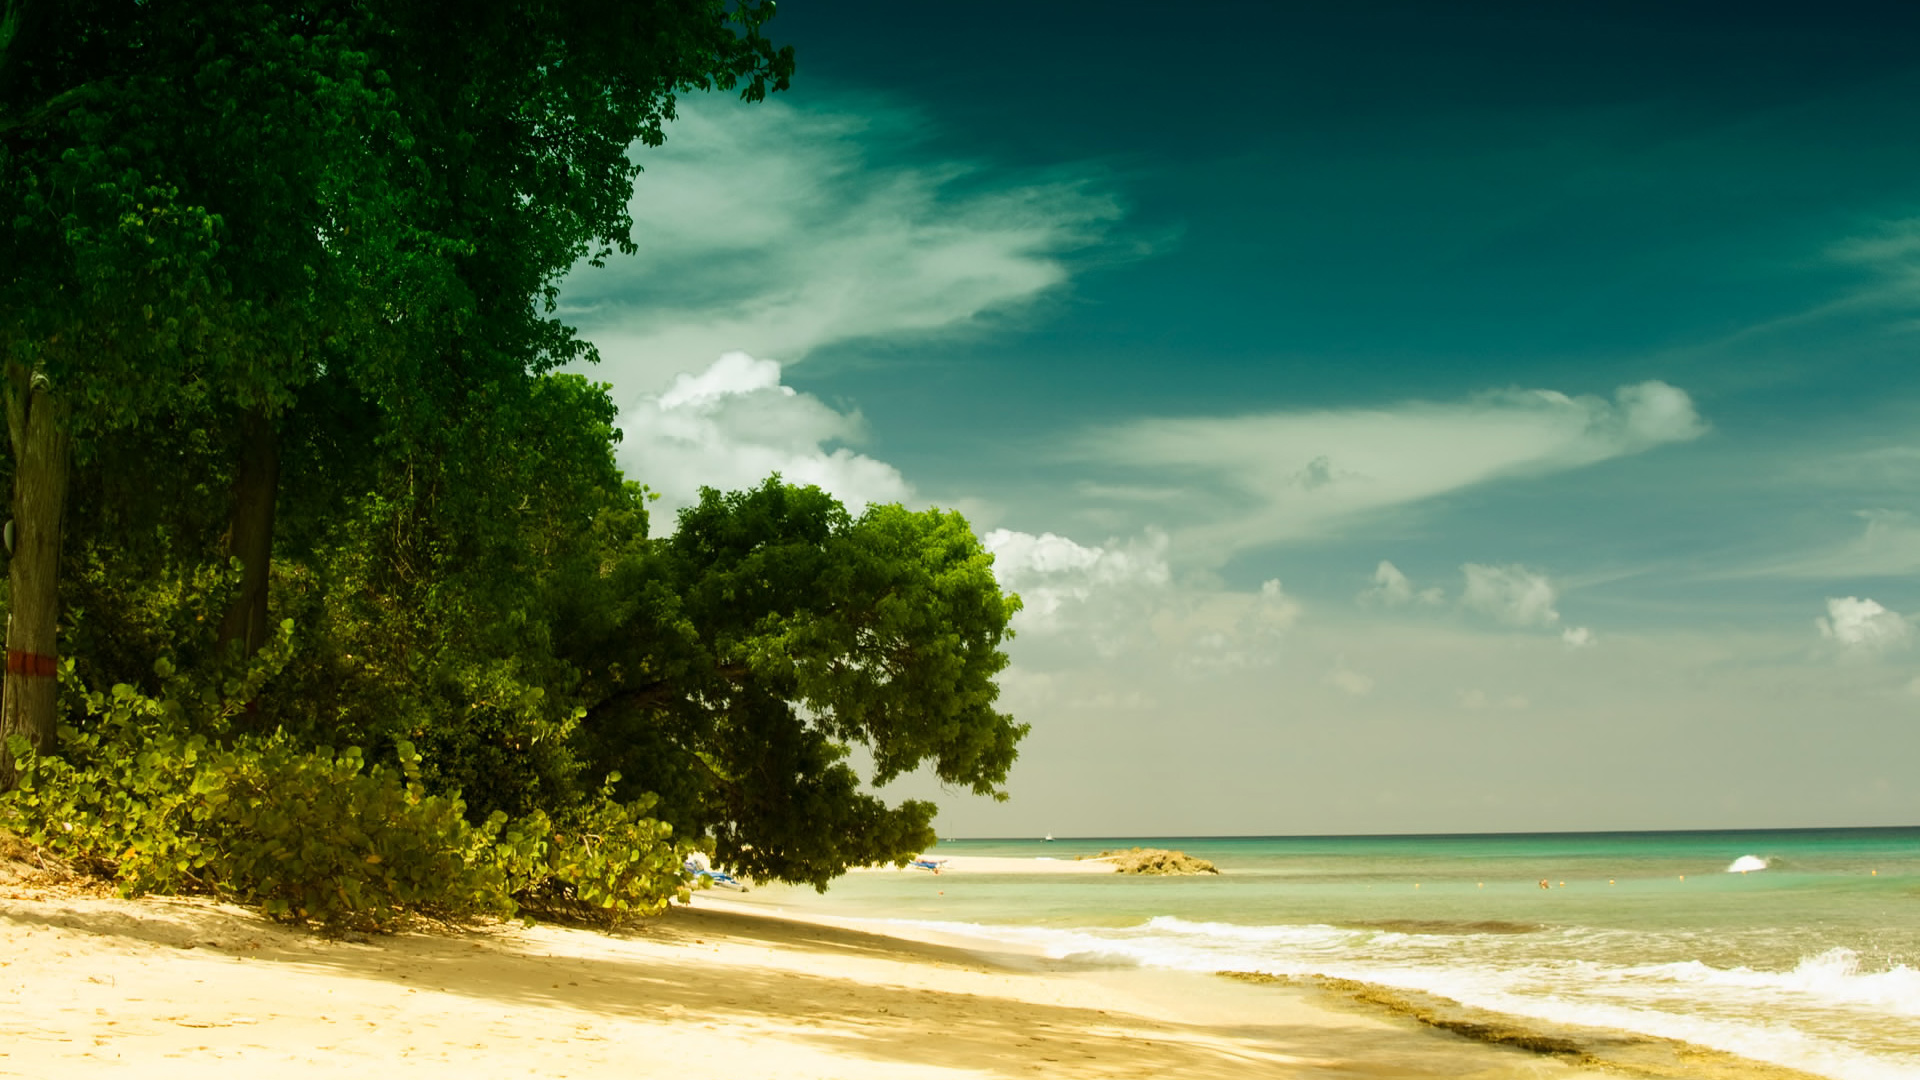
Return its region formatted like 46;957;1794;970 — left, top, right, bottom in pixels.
864;914;1920;1080
1727;854;1769;873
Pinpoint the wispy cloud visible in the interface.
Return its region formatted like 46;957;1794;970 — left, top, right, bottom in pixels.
1828;217;1920;316
1073;380;1706;560
560;93;1138;395
1725;508;1920;580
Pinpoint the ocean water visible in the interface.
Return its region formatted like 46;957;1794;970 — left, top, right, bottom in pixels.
769;829;1920;1080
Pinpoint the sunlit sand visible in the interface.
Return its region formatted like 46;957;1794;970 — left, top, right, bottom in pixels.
0;882;1633;1079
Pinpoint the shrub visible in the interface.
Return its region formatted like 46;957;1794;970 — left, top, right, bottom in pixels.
0;655;694;931
503;779;693;927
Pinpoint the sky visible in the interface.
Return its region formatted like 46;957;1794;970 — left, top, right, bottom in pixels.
557;1;1920;837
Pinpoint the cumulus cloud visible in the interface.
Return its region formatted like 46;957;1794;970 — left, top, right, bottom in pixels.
1561;626;1597;648
1816;596;1911;655
1363;560;1414;605
1449;563;1597;644
1075;381;1706;561
561;93;1136;391
1460;564;1562;628
1360;560;1444;606
983;528;1170;631
618;351;911;523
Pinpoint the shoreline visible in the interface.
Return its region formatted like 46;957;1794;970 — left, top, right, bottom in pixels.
0;881;1615;1079
701;889;1835;1080
0;877;1814;1079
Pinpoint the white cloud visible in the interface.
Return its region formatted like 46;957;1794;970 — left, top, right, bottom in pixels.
1078;381;1706;561
618;351;911;523
1362;560;1413;605
1816;596;1911;655
982;528;1170;632
561;94;1134;392
1561;626;1597;648
1360;559;1444;606
1461;564;1562;629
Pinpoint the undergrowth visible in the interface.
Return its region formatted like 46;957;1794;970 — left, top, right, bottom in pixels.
0;624;696;931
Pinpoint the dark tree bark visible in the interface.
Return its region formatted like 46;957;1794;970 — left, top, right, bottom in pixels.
1;363;70;788
217;407;278;657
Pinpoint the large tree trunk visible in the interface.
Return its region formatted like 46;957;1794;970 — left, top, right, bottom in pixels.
217;407;278;657
0;364;70;789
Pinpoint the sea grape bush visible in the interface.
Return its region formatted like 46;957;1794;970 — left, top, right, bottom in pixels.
0;659;693;930
503;782;693;924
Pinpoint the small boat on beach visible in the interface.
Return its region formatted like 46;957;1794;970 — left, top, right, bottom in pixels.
684;852;748;891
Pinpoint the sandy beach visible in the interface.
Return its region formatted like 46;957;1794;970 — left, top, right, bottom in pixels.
0;861;1640;1080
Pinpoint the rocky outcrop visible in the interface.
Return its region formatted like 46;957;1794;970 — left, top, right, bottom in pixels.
1089;847;1219;875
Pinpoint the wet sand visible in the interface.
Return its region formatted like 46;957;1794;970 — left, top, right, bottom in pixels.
0;877;1636;1079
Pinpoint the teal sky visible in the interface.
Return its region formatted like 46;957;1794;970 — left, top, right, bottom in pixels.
558;3;1920;836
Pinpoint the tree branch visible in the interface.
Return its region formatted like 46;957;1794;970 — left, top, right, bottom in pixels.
581;679;676;725
0;83;100;137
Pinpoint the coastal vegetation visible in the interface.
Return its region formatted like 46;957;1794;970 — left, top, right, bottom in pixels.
0;0;1024;928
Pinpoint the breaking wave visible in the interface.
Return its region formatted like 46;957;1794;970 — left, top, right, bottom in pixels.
865;915;1920;1080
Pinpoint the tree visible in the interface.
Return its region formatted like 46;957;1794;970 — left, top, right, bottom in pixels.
562;480;1027;888
221;0;794;669
1;2;1036;919
0;1;405;778
0;0;793;782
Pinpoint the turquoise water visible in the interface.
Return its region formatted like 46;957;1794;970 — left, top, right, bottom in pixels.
767;829;1920;1079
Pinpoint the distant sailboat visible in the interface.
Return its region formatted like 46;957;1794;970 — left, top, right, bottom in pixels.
1043;833;1055;842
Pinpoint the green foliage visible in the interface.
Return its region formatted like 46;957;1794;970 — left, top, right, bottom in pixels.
3;2;1031;922
568;478;1026;888
503;781;692;927
256;374;637;823
0;658;689;930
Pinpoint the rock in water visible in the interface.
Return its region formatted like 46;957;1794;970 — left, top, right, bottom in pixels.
1095;847;1219;875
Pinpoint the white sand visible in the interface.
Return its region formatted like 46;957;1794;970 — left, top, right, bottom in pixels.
0;878;1619;1079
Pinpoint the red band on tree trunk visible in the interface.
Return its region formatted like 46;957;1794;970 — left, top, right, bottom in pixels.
6;650;57;678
